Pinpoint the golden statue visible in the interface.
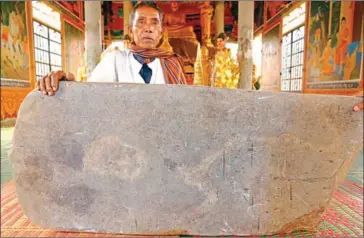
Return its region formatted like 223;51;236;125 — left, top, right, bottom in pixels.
193;44;203;86
200;1;213;46
194;43;212;86
212;54;239;88
211;34;239;88
159;29;173;52
163;2;196;41
76;60;87;82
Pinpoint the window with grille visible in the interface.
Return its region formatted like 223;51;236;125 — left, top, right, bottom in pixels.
32;1;62;81
281;25;305;92
33;21;62;81
280;3;306;92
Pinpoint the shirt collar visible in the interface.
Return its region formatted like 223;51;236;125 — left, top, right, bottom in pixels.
132;54;155;65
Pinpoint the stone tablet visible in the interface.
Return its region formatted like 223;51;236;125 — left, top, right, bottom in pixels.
10;83;363;236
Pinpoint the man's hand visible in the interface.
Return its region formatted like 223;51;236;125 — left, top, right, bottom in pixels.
353;102;363;112
353;91;363;112
37;71;75;96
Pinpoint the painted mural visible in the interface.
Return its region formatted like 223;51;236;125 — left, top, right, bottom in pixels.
64;21;84;77
1;1;29;82
307;1;362;89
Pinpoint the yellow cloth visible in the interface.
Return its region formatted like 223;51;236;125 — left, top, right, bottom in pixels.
213;48;239;88
76;66;87;82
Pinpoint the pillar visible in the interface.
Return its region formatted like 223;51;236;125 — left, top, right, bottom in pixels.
85;1;102;76
237;1;254;89
214;1;224;35
123;1;133;35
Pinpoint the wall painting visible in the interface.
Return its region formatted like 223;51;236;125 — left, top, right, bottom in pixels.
1;1;30;87
306;1;362;90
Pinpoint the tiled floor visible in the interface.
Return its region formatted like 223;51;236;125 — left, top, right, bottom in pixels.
346;149;363;185
1;127;363;185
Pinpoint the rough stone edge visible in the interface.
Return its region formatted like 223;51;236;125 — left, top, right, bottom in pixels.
275;149;362;235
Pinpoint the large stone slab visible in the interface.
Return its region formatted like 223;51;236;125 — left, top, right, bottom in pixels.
10;83;363;236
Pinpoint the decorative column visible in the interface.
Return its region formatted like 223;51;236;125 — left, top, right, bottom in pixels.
85;1;102;76
237;1;254;89
200;1;214;46
214;1;224;35
123;1;133;35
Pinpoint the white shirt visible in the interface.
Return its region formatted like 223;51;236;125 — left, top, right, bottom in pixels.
87;45;166;84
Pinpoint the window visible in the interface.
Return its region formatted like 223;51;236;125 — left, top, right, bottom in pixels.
33;21;62;80
280;3;306;92
32;1;62;80
281;26;305;92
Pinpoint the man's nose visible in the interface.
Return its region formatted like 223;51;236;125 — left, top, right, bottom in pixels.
143;22;154;33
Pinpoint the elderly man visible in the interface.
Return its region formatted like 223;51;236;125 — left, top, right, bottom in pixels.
37;2;186;96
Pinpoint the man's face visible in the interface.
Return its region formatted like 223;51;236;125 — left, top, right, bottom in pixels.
217;38;226;50
130;6;163;49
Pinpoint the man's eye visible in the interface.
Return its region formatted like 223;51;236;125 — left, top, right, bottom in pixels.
138;20;145;24
152;21;159;25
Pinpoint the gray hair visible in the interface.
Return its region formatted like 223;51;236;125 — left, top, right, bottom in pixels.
129;2;164;27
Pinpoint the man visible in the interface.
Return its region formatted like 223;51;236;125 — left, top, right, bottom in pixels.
37;2;186;96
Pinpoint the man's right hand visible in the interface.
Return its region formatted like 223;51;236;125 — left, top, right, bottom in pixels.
37;71;74;96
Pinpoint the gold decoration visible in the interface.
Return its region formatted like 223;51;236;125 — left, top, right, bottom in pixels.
200;1;213;46
193;44;203;85
159;30;173;52
212;49;239;88
1;89;30;120
163;1;197;43
194;43;212;86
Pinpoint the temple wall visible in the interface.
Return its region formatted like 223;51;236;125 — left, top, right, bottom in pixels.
254;1;363;95
1;1;85;120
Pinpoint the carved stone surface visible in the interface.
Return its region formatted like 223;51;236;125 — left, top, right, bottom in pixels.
10;83;363;236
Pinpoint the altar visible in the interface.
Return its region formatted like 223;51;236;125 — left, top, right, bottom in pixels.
156;1;235;84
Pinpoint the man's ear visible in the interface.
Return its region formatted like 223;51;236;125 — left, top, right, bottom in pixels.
129;27;134;41
159;27;164;40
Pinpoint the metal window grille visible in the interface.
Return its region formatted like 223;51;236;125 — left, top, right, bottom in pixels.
33;20;62;81
280;25;305;92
